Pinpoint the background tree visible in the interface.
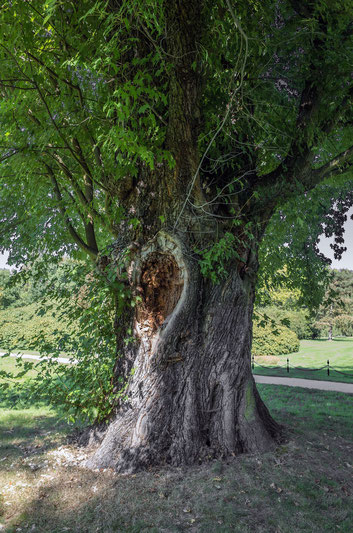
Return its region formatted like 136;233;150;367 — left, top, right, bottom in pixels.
255;271;317;340
2;0;353;472
313;269;353;338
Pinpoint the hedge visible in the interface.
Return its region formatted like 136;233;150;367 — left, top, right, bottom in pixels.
252;320;300;356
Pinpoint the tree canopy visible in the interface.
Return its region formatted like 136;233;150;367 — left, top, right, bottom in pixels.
1;0;353;278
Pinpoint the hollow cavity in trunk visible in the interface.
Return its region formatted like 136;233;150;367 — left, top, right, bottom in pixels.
138;252;184;332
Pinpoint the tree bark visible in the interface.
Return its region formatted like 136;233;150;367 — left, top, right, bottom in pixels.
328;323;333;341
86;231;282;473
85;0;283;473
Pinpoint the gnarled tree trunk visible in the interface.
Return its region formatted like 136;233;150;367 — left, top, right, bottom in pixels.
85;0;282;473
86;231;281;473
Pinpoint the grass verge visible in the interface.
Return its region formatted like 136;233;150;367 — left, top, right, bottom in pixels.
253;338;353;383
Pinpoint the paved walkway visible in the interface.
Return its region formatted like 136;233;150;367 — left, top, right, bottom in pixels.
0;350;73;364
2;350;353;393
254;374;353;394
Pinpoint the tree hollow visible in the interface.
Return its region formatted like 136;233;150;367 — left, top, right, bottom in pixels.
137;252;184;331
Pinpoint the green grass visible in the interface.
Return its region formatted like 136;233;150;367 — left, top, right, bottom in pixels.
253;338;353;383
0;355;39;380
1;385;353;532
258;384;353;439
1;340;352;531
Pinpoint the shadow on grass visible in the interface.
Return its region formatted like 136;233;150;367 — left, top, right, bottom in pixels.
4;422;353;533
308;338;353;342
328;337;353;342
257;385;353;440
2;386;353;532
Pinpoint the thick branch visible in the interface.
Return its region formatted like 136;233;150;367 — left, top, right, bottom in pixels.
313;144;353;181
84;216;99;256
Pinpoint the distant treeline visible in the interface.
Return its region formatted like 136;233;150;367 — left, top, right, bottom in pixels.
255;268;353;342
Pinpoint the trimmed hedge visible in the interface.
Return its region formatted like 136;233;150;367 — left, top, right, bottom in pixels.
252;321;300;356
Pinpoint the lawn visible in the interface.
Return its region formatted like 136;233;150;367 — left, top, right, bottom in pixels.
253;338;353;383
0;354;39;381
0;384;352;532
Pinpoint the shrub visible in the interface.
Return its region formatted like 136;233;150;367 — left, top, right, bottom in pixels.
255;305;316;339
252;320;300;356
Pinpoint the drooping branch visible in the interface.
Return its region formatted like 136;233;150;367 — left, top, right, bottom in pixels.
46;164;99;259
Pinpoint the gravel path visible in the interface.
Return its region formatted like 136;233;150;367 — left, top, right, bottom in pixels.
254;374;353;393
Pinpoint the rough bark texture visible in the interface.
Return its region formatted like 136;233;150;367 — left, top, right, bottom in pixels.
85;0;282;473
86;232;282;473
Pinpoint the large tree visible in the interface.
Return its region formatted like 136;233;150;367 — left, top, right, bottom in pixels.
1;0;353;472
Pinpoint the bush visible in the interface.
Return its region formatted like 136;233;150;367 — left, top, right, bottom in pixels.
255;306;316;339
252;320;300;356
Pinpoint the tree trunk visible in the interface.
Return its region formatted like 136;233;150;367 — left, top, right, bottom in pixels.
86;232;282;473
84;0;282;473
328;323;333;341
328;305;333;340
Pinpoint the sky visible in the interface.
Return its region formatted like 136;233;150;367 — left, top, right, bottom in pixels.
0;251;9;269
1;208;353;270
316;207;353;270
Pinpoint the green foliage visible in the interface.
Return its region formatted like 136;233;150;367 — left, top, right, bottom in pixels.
312;269;353;337
258;180;353;310
0;0;173;266
197;232;245;282
252;320;300;356
0;259;131;423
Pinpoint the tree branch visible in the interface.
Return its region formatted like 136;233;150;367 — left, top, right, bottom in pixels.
46;164;98;259
313;144;353;181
